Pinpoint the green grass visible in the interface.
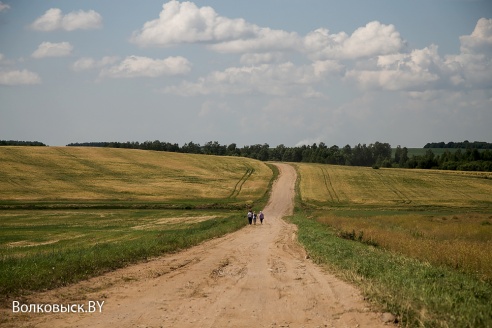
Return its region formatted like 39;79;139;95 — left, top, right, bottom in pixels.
288;211;492;327
0;209;248;301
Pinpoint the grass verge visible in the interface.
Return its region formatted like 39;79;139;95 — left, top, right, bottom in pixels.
288;211;492;327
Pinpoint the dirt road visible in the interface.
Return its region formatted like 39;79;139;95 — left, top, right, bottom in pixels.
7;163;391;327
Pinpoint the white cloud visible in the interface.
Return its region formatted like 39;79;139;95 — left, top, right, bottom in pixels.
131;0;257;46
303;21;404;60
100;55;191;78
131;2;406;61
72;56;119;71
460;18;492;54
346;45;443;91
0;69;41;86
447;18;492;88
32;42;73;58
133;5;489;96
31;8;102;31
0;1;10;12
344;21;404;58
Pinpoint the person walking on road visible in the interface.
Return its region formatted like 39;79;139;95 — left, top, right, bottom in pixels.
247;210;253;225
253;211;257;225
259;211;264;224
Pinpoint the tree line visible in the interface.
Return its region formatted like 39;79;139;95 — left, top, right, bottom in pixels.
0;140;46;146
67;140;492;172
424;141;492;149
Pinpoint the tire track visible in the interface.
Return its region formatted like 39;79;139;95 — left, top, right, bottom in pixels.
228;166;254;199
321;167;339;202
374;171;412;204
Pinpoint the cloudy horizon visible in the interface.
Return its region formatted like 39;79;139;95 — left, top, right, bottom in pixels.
1;0;491;148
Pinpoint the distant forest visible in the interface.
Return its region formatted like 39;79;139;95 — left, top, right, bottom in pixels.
424;141;492;149
0;140;46;146
2;139;490;172
67;140;492;172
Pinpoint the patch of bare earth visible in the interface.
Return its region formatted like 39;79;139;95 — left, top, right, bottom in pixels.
2;163;394;327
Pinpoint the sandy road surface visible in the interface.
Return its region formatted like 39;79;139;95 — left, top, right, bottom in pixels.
5;163;392;327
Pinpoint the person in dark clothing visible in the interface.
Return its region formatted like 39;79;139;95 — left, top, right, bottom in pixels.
247;210;253;225
259;211;264;224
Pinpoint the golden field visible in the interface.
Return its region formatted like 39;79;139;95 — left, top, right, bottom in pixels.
0;146;273;203
296;163;492;208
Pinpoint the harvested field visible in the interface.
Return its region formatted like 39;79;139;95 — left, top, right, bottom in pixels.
0;147;272;204
296;163;492;208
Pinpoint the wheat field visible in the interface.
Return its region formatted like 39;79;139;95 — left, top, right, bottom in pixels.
0;147;272;203
296;163;492;208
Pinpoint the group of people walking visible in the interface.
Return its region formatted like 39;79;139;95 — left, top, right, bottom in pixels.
247;210;264;225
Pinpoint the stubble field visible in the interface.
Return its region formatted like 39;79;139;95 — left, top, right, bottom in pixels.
0;146;272;205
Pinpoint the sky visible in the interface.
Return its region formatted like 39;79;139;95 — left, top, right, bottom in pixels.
0;0;491;148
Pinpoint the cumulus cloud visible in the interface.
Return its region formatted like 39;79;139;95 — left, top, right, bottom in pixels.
346;45;443;91
133;3;489;96
32;42;73;58
72;56;119;71
131;1;407;61
346;17;492;93
303;21;404;60
30;8;102;31
0;69;41;86
447;18;492;88
131;0;301;53
131;0;257;46
100;55;191;78
0;1;10;12
460;18;492;54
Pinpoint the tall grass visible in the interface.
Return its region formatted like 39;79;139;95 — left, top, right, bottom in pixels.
288;212;492;327
317;212;492;282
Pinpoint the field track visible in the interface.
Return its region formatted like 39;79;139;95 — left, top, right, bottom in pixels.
3;164;391;328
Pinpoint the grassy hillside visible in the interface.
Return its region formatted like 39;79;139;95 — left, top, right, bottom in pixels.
0;146;273;207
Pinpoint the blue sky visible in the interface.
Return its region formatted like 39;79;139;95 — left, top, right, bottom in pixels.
1;0;491;147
